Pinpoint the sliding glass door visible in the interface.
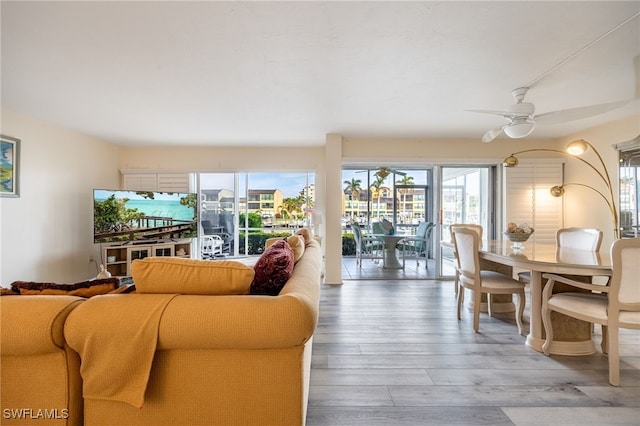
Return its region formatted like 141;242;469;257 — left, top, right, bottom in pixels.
341;168;432;233
198;172;315;258
438;166;496;278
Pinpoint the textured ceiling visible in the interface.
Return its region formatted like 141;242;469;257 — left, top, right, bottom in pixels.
1;1;639;147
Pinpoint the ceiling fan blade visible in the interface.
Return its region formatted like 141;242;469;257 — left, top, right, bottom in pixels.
481;126;504;143
534;100;629;124
466;109;512;116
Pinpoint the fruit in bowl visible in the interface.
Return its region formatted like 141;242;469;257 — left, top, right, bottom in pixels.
504;222;534;246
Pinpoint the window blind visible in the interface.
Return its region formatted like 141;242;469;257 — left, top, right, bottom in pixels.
505;162;563;244
123;173;190;193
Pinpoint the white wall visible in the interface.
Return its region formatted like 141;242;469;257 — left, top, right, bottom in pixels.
2;108;635;285
0;109;120;284
118;145;325;173
560;114;640;250
342;136;562;165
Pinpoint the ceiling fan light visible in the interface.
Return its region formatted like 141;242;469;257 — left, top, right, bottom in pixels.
566;139;588;156
504;120;535;139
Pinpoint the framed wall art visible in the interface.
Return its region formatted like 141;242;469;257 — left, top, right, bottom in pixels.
1;135;20;198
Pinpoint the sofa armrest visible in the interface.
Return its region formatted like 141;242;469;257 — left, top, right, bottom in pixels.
1;295;84;355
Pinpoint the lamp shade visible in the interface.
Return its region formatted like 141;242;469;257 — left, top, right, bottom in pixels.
503;155;519;167
550;185;565;197
504;119;535;139
566;139;588;155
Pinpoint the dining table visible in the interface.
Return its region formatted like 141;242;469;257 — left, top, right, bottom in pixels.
479;239;612;356
373;234;406;269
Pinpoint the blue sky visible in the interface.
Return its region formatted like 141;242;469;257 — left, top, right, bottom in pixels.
200;170;429;198
200;173;314;198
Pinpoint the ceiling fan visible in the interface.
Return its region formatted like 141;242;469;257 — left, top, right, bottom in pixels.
357;167;406;179
468;12;638;143
468;86;628;143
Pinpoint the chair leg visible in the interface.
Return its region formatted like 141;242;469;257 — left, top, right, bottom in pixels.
487;293;493;317
607;326;620;386
515;289;525;336
454;272;459;295
541;303;553;355
473;289;481;333
601;325;609;354
457;287;464;320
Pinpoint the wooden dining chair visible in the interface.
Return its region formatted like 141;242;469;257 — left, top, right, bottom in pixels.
449;223;483;295
541;237;640;386
519;227;603;284
451;226;526;335
556;227;603;250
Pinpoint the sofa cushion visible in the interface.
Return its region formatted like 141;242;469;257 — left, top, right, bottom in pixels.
251;239;295;296
132;257;254;295
10;277;121;297
265;235;305;263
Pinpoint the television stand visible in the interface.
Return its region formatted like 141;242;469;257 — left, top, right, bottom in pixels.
103;240;193;277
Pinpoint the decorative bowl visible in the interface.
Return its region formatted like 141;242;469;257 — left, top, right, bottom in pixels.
503;231;533;243
504;230;533;250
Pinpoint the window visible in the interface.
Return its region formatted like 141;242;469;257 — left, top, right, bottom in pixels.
618;141;640;238
341;168;432;233
199;172;315;257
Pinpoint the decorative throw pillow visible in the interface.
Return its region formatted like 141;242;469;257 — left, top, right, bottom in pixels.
287;234;305;262
0;287;19;296
295;228;314;246
10;277;121;297
265;235;305;263
251;239;295;296
132;257;254;295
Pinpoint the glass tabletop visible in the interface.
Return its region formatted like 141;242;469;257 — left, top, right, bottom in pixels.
482;240;612;269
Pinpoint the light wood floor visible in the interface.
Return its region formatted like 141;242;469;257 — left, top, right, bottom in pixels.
306;279;640;426
341;256;439;280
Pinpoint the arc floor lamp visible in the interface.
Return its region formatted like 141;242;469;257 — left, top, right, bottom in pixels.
503;139;619;239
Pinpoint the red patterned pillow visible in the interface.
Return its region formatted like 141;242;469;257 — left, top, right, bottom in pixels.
251;239;294;296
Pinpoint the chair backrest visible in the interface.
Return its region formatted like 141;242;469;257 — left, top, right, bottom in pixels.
425;222;435;238
451;226;480;281
414;222;435;251
201;220;215;234
450;223;483;248
556;228;603;251
415;222;429;238
372;222;384;235
351;222;363;247
609;237;640;309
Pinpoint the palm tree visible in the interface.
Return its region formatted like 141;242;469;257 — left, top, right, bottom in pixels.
343;178;362;220
370;175;386;220
279;197;302;225
299;189;313;214
396;175;415;223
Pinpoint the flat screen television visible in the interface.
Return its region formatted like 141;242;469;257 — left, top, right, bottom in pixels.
93;189;198;244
